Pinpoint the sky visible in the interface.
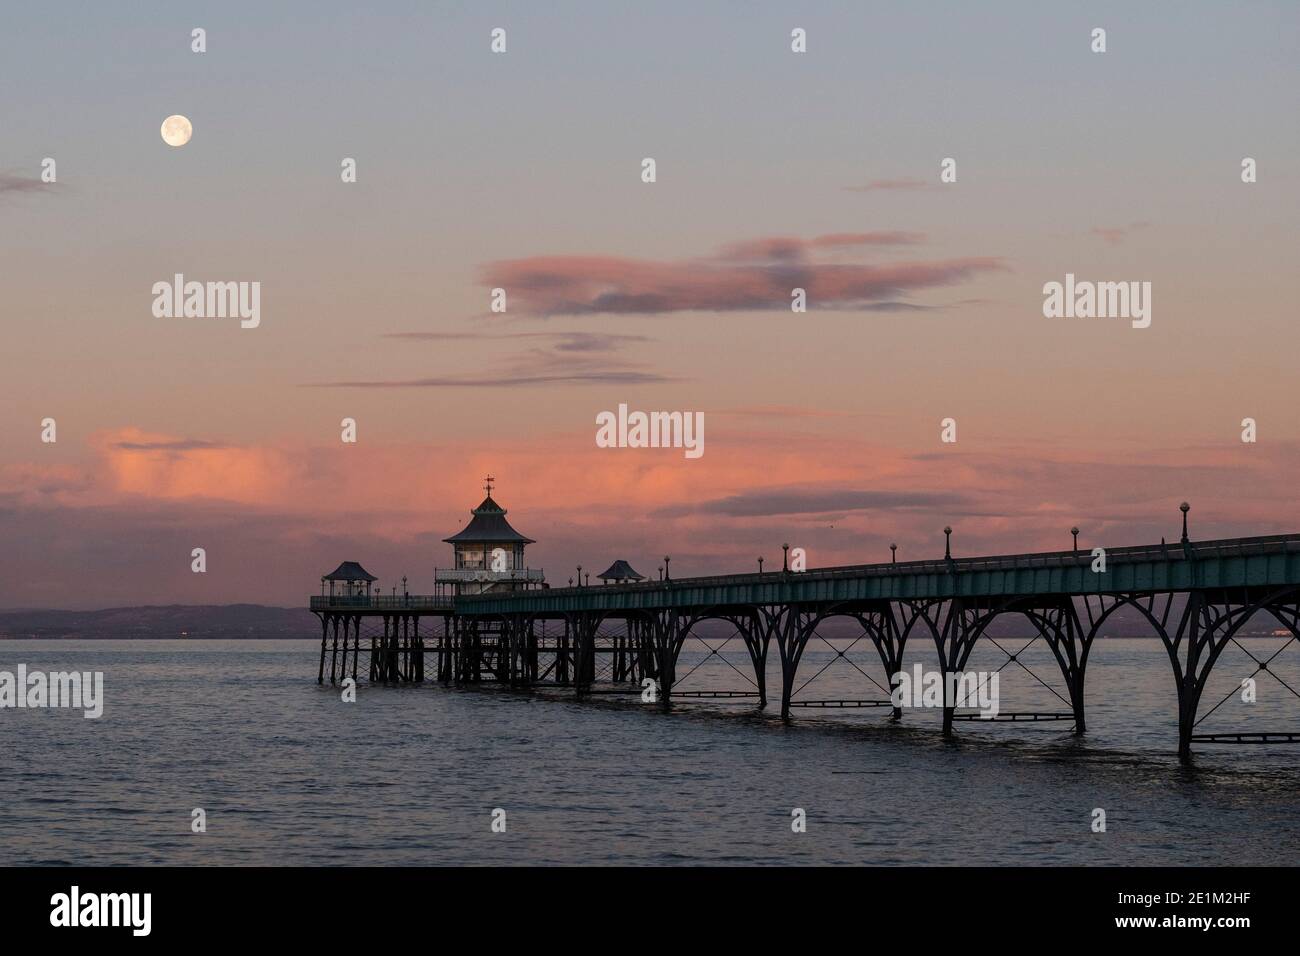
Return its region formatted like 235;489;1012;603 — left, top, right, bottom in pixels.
2;1;1298;608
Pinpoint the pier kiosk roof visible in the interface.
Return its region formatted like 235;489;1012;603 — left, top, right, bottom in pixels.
323;561;378;582
597;560;645;583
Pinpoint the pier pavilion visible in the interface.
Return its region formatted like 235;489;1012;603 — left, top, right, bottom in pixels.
319;561;378;603
434;477;545;597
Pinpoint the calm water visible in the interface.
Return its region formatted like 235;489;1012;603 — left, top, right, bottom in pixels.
2;637;1298;865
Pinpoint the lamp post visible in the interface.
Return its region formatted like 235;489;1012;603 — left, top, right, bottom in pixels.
1180;502;1190;543
757;557;764;573
944;526;952;560
782;543;790;572
1071;527;1079;552
663;556;670;581
890;543;897;564
576;565;582;588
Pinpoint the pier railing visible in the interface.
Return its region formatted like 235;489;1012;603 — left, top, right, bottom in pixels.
454;533;1300;612
309;534;1300;614
434;568;545;583
309;595;454;611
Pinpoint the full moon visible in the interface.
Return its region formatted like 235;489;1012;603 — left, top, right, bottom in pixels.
160;114;192;147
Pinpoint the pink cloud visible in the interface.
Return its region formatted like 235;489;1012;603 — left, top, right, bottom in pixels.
482;234;1004;316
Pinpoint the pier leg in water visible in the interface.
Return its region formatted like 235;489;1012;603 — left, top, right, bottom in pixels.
771;606;811;721
586;617;599;687
1028;600;1093;736
1159;590;1247;765
636;617;657;686
402;615;411;682
573;613;596;698
317;616;328;685
395;616;403;682
652;610;681;708
452;616;465;685
473;619;482;682
440;614;451;683
507;614;521;688
557;617;570;686
414;616;423;683
461;617;471;684
741;610;770;707
933;599;981;738
527;617;539;683
862;606;908;721
329;616;340;685
516;614;528;687
403;616;410;682
350;616;359;682
571;616;581;696
388;615;399;683
1171;592;1211;764
340;617;349;682
390;617;397;682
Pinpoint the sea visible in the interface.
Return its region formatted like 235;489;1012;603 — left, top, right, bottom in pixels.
2;637;1298;866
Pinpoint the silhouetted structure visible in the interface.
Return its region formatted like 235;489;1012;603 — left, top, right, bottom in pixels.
321;562;378;602
435;478;544;597
310;503;1300;763
597;560;644;584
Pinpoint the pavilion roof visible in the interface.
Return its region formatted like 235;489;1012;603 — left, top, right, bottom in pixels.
323;561;378;582
597;559;645;582
443;495;536;545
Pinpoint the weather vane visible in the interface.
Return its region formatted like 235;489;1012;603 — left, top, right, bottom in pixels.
483;474;495;496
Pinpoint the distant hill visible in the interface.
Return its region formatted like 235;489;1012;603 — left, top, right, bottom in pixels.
0;604;317;640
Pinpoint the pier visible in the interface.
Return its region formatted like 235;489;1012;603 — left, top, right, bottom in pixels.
310;490;1300;762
